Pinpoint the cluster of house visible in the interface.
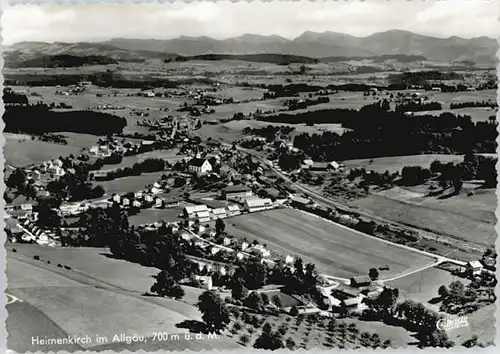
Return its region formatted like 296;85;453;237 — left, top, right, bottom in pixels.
6;218;60;247
5;201;36;220
328;275;384;312
110;189;180;211
89;138;154;158
183;203;241;223
301;159;342;172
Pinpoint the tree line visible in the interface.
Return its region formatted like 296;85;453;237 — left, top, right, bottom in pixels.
450;101;498;109
4;105;127;135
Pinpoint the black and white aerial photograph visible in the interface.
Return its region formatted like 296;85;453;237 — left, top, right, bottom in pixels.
2;0;499;352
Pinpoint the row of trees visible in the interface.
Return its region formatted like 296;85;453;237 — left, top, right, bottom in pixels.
450;100;497;109
395;101;442;113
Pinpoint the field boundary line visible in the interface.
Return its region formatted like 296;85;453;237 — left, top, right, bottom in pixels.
295;208;466;267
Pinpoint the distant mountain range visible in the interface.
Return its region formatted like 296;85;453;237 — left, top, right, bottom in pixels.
4;30;497;66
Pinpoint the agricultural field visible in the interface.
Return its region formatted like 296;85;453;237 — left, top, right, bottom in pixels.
225;208;435;279
6;252;192;350
96;171;165;195
5;244;242;351
342;154;465;174
195;120;346;143
4;133;87;167
99;148;186;171
350;184;496;248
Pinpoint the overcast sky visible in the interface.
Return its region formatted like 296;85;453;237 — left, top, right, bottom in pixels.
2;0;499;45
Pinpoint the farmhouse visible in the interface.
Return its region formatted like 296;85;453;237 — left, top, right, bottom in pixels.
221;185;253;200
183;204;209;218
188;158;212;175
332;285;363;301
244;198;274;213
226;204;241;216
350;275;372;288
466;260;484;276
290;195;311;209
212;208;227;219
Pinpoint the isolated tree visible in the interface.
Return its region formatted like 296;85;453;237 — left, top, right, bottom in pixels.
231;279;249;300
36;200;61;228
271;294;283;308
261;293;270;306
215;218;226;235
253;330;284;350
438;285;449;299
285;337;296;350
150;270;185;299
239;334;250;346
244;291;264;311
197;290;230;333
369;268;379;280
289;305;299;316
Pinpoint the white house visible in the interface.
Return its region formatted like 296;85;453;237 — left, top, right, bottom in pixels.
212;208;227;219
184;204;209;219
188;158;212;175
196;211;211;223
112;194;121;203
285;255;295;265
20;204;33;212
467;261;484;276
241;242;249;251
226;204;241;216
122;198;130;206
195;275;213;290
244;198;274;213
132;200;142;208
144;195;154;203
151;187;163;194
134;191;143;199
155;198;163;208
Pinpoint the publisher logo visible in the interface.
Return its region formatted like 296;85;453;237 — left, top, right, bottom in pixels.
436;316;469;331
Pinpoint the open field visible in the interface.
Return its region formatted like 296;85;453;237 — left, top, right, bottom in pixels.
99;148;186;171
350;185;496;247
128;207;183;226
6;254;192;350
342;154;465;174
225;208;435;279
96;171;164;195
4;133;87;167
195;120;346;143
5;244;242;351
386;266;464;305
